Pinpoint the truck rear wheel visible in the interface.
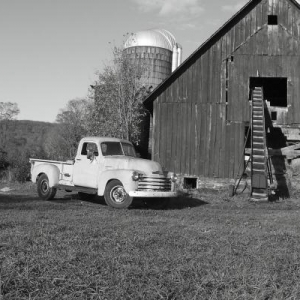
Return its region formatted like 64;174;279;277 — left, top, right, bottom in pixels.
37;174;57;200
104;180;133;209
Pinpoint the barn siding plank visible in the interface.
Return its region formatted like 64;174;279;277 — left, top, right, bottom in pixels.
245;13;251;43
209;104;217;177
285;56;293;124
213;104;222;177
196;103;203;176
226;27;235;57
191;63;197;103
262;0;268;26
293;4;298;38
239;123;245;177
196;59;201;103
229;123;236;178
256;2;263;30
250;6;256;36
224;123;231;178
180;103;187;174
165;103;173;170
268;25;279;55
281;0;288;30
204;104;212;177
227;59;234;121
234;123;243;177
185;103;191;174
202;53;209;103
152;101;157;161
268;0;272;15
287;3;293;35
214;46;220;99
220;60;226;105
160;103;167;168
154;101;161;162
191;103;197;175
199;104;207;176
292;57;300;123
296;8;300;40
218;107;226;178
170;104;176;173
175;104;182;173
234;20;241;51
221;35;227;61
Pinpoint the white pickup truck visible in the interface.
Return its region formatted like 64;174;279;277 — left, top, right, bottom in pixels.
30;137;177;208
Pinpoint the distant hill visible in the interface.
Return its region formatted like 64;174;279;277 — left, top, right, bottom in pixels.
0;120;57;156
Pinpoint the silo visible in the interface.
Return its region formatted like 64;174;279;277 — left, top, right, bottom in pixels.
124;29;182;89
123;29;182;158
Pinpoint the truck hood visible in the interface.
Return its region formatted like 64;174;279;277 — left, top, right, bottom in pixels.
103;156;163;174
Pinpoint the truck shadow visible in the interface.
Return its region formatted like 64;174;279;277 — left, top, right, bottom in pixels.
0;192;207;211
156;196;208;210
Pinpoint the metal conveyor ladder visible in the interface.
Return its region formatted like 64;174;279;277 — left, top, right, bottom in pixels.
251;87;269;200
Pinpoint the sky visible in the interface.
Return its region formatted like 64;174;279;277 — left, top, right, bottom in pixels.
0;0;253;123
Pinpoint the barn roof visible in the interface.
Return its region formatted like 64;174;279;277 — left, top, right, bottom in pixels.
143;0;300;109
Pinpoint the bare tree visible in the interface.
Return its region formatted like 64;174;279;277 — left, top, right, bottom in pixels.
0;102;20;120
87;44;149;144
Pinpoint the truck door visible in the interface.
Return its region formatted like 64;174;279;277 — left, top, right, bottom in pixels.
72;142;100;188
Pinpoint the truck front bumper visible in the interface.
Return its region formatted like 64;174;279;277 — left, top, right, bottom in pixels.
128;191;178;198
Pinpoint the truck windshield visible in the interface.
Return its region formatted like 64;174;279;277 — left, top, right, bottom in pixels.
121;142;136;157
101;142;136;157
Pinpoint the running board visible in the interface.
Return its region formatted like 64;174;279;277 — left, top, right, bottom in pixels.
55;184;98;194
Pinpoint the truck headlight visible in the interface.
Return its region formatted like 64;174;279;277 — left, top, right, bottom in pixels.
171;173;178;182
132;171;142;181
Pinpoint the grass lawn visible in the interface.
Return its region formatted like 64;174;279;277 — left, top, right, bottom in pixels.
1;183;300;299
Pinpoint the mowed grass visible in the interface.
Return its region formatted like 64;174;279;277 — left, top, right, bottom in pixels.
1;184;300;299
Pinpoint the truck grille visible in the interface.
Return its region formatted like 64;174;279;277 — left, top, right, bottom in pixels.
137;175;172;191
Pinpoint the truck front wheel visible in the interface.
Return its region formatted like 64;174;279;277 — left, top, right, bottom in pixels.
104;180;133;209
37;174;57;200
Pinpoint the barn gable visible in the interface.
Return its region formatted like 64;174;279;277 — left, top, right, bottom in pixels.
144;0;300;108
144;0;300;185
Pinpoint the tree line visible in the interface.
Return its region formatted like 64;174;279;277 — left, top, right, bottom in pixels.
0;42;151;182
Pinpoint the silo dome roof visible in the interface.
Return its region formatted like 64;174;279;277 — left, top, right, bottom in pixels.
124;29;177;51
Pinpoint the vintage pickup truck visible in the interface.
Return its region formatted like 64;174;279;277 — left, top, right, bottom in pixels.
30;137;177;208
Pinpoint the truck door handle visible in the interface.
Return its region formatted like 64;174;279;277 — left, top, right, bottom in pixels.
76;159;81;161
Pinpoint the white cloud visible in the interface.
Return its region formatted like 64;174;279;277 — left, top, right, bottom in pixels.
221;1;247;13
132;0;204;17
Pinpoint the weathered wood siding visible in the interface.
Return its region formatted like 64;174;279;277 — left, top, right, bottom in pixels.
152;0;300;178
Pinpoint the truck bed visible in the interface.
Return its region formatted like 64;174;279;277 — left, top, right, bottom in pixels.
30;158;75;185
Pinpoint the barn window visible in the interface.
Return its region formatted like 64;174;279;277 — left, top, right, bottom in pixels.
249;77;287;107
271;111;277;120
268;15;278;25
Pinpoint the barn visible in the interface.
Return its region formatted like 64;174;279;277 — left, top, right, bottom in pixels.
143;0;300;198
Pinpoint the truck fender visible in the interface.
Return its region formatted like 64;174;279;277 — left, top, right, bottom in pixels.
98;169;138;196
32;164;60;187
